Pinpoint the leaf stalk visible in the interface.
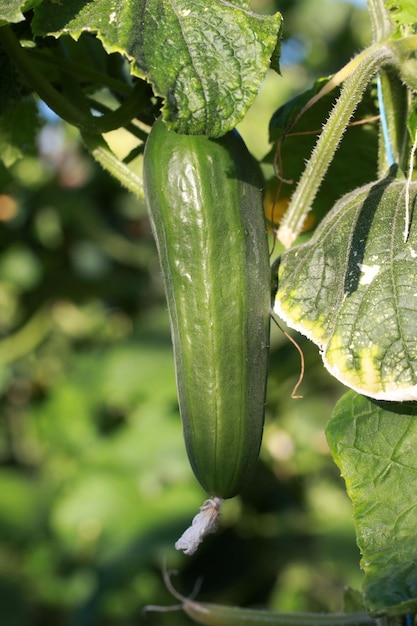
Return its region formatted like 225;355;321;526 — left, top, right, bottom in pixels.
81;131;144;198
277;43;397;248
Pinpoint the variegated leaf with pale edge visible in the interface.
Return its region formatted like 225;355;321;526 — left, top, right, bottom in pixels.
274;174;417;401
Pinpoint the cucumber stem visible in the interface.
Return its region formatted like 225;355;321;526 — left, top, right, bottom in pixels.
277;43;396;248
376;74;395;167
91;84;151;134
367;1;413;176
375;68;409;175
145;569;378;626
285;44;387;134
85;98;149;141
0;25;146;196
81;131;144;198
367;0;394;41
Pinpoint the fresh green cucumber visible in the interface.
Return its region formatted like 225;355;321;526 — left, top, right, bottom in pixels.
143;118;270;499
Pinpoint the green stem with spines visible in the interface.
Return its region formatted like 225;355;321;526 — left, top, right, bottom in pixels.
376;67;410;174
151;572;379;626
85;98;149;142
367;0;412;175
367;0;394;41
277;42;397;248
88;84;151;135
81;131;144;198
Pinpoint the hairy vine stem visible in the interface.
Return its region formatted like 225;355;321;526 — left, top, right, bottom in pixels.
367;0;413;175
183;601;378;626
277;43;397;248
81;131;144;198
367;0;394;41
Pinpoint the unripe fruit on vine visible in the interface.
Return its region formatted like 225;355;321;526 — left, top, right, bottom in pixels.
143;117;270;501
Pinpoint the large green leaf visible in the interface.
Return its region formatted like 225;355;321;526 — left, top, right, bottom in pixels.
273;173;417;401
31;0;282;137
326;391;417;616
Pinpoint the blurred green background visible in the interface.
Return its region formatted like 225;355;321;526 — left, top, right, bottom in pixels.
0;1;373;624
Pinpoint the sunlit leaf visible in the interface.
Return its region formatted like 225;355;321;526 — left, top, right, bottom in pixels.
273;173;417;401
31;0;282;136
327;391;417;616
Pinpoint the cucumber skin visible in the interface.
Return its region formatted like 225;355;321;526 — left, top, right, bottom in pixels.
143;118;270;499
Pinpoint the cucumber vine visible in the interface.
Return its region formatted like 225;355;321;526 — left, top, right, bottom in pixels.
1;1;417;625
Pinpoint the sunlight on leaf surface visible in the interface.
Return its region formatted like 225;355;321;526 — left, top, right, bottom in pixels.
31;0;282;136
274;174;417;401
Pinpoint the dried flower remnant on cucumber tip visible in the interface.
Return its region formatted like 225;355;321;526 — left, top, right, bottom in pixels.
175;498;223;556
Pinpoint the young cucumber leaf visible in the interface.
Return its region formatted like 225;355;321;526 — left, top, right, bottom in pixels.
31;0;282;137
326;391;417;616
273;173;417;401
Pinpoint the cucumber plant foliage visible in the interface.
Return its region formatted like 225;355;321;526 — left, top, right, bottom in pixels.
2;0;417;624
274;174;417;402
